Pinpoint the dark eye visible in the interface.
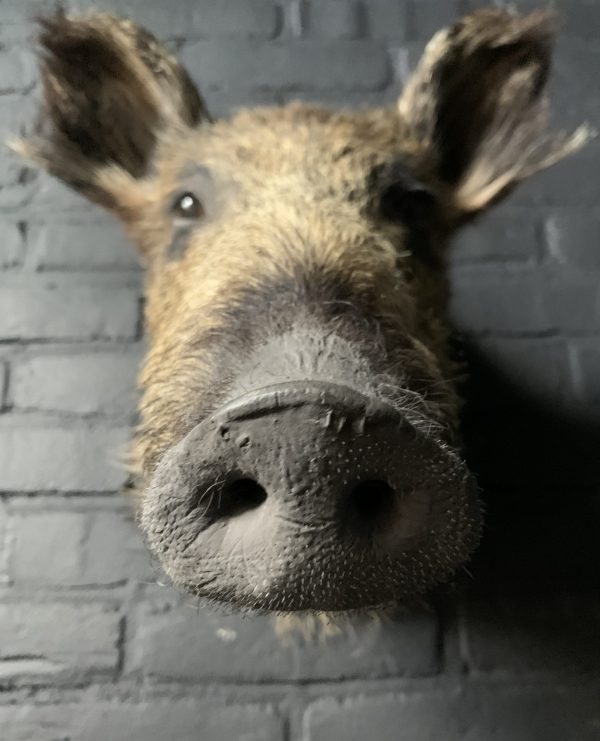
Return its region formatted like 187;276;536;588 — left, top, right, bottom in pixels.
379;183;436;225
172;191;205;220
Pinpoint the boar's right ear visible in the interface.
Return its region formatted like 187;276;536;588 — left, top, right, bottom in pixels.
13;11;209;209
398;9;590;220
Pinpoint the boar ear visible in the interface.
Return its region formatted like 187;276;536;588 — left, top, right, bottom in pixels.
13;11;209;209
398;9;590;217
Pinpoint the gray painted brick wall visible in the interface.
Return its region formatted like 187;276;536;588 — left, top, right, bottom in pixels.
0;1;598;740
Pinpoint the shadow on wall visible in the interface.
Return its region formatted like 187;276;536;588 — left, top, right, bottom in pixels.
422;339;600;680
459;340;600;595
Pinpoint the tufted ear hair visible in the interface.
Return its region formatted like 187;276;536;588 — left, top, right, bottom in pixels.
13;10;210;209
398;9;591;219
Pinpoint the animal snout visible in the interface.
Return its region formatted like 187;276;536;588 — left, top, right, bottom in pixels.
196;381;427;546
142;380;479;611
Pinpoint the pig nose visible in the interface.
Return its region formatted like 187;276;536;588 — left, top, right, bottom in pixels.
143;378;479;611
172;381;441;548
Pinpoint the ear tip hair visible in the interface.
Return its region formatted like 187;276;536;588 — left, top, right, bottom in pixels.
524;7;559;34
465;6;559;42
570;123;597;150
34;6;114;45
35;6;75;52
35;3;68;29
6;137;27;157
509;7;559;47
35;9;115;63
6;136;45;169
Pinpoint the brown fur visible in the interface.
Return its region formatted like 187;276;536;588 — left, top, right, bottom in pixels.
14;8;588;608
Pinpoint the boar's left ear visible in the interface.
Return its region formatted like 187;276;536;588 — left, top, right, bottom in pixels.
13;11;209;209
398;9;590;219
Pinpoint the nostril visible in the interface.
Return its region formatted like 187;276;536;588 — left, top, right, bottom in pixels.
219;477;267;518
347;479;396;527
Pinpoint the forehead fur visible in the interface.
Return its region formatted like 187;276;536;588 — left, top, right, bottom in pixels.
154;102;428;183
115;100;443;261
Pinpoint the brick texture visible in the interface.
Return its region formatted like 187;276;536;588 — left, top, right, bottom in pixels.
0;419;130;491
0;1;598;739
0;700;283;741
303;685;600;741
27;218;139;271
128;592;440;682
0;601;121;685
10;348;141;415
7;502;153;586
0;219;23;269
0;276;140;341
181;40;391;91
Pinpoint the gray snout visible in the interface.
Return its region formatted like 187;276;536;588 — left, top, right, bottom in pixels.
187;381;435;549
142;376;479;612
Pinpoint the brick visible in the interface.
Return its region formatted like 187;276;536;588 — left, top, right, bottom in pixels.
543;269;600;335
402;40;427;79
0;699;283;741
0;498;9;584
98;0;282;39
562;0;600;40
0;361;7;407
0;419;130;492
387;43;414;86
452;206;538;263
0;93;37;141
409;0;462;40
83;509;155;584
302;1;362;39
544;210;600;269
449;267;551;335
10;511;85;585
0;276;140;341
363;0;409;39
0;220;23;269
0;0;60;25
0;46;36;93
513;143;600;206
0;154;37;211
29;170;95;211
27;219;139;271
551;41;600;126
11;349;141;415
190;0;282;39
569;338;600;404
181;40;391;91
2;0;30;26
462;593;600;673
303;684;600;741
0;28;28;50
0;602;120;684
9;506;153;586
129;591;439;681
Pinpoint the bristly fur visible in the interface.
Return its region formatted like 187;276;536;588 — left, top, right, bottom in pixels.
12;7;588;612
398;8;592;214
12;8;208;207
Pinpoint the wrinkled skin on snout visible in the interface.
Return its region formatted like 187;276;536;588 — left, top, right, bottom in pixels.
18;8;586;612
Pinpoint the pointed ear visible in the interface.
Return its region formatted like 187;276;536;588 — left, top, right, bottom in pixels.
398;9;590;218
13;11;210;210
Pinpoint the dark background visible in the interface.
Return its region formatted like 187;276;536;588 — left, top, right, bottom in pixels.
0;1;598;739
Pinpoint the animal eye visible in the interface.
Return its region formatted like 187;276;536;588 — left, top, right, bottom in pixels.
172;191;205;220
379;183;436;225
